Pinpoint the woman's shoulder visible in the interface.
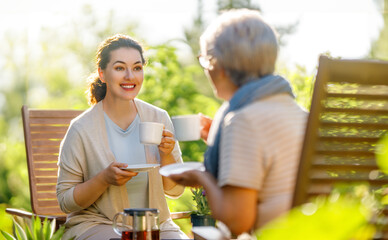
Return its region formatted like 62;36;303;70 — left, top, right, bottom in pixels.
227;94;307;126
69;104;101;130
134;98;169;122
241;94;306;115
135;98;167;113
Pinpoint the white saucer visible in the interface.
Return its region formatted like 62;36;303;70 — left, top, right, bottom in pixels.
159;162;205;177
121;164;160;172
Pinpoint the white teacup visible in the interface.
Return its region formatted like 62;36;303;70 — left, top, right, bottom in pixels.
139;122;164;145
171;115;200;141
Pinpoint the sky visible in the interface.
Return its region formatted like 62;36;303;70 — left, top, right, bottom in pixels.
0;0;384;72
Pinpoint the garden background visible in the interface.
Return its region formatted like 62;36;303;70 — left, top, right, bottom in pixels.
0;0;387;237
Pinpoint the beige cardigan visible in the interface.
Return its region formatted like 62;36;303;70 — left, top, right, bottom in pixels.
56;99;184;239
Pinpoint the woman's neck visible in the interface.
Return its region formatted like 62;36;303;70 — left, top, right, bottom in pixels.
102;98;138;130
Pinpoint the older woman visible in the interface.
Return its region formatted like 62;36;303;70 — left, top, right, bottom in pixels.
169;9;308;237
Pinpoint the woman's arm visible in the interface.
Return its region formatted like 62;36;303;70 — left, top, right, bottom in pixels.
169;170;257;235
159;129;180;191
73;162;138;208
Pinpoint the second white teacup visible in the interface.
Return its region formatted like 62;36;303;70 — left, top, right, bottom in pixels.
171;115;200;141
139;122;164;145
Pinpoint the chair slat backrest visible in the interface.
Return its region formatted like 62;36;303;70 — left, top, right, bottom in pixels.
22;105;83;216
292;56;388;237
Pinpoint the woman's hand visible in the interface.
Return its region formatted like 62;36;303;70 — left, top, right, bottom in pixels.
158;129;176;156
199;113;213;143
168;170;204;188
73;162;138;208
101;162;138;186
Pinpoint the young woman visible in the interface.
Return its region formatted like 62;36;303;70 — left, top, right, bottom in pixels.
56;34;188;240
169;9;308;238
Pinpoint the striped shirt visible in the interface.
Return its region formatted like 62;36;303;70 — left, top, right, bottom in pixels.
216;93;308;229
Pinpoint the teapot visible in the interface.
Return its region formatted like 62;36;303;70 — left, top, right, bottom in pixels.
113;208;160;240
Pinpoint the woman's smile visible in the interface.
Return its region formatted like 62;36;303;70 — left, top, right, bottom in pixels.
120;83;136;90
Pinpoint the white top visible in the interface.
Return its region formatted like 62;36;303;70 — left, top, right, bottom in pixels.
103;113;148;208
215;94;308;229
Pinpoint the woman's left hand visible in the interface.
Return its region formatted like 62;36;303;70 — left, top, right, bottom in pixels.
158;129;176;156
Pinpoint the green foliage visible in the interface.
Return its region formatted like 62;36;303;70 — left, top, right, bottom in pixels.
376;133;388;175
0;217;67;240
256;185;377;240
191;188;211;215
0;204;13;237
217;0;261;12
142;45;219;116
277;63;315;110
0;140;30;211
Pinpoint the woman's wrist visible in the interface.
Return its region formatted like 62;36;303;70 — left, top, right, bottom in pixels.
96;170;110;188
159;153;176;167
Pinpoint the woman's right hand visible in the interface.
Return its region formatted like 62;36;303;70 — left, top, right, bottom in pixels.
199;113;213;143
73;162;138;209
102;162;138;186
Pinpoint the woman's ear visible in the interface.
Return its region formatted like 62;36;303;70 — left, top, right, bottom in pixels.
98;68;105;83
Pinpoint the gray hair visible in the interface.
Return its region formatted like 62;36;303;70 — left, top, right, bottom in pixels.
200;9;278;86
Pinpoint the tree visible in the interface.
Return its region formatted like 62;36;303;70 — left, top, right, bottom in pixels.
183;0;298;59
217;0;261;12
183;0;205;57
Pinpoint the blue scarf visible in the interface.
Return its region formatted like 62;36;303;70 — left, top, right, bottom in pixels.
204;74;295;179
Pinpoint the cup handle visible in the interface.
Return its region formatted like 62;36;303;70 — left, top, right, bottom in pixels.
112;212;124;236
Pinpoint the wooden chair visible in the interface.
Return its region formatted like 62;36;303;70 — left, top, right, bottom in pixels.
6;105;190;229
292;56;388;238
6;106;83;228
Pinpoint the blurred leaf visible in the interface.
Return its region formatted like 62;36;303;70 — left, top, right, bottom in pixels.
191;187;211;215
256;189;376;240
42;218;51;240
25;224;32;240
49;226;65;240
32;217;42;240
376;133;388;174
0;204;13;234
48;219;56;239
12;219;27;240
0;230;16;240
0;216;65;240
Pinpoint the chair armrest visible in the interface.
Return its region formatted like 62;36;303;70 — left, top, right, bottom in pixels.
5;208;34;219
5;208;67;229
170;211;192;220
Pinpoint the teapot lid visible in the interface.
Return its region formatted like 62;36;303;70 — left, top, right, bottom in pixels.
123;208;159;216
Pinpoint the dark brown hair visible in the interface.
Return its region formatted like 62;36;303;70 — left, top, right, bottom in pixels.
86;34;146;105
